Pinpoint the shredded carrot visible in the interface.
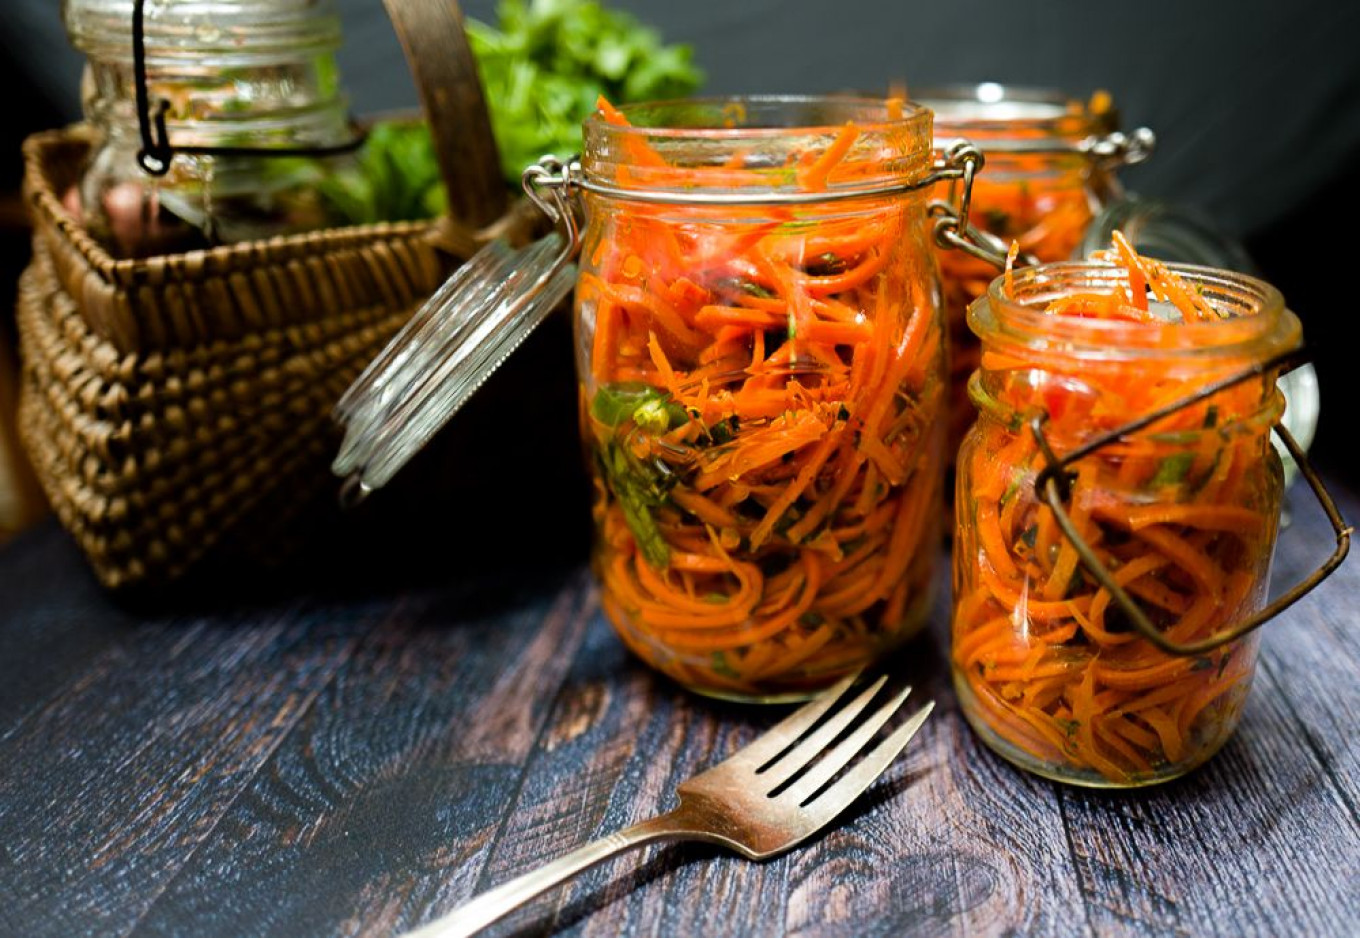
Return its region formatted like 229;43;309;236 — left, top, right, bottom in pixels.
1003;240;1019;297
585;98;943;697
953;232;1282;783
797;122;860;192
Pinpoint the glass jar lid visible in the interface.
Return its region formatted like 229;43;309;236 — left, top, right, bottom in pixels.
332;226;577;501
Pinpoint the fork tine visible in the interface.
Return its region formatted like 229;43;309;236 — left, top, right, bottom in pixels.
755;675;889;791
779;684;913;806
725;671;863;769
804;702;935;824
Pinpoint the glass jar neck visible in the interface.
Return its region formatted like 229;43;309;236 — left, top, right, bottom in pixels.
580;96;935;199
65;0;351;150
969;261;1300;444
64;0;344;61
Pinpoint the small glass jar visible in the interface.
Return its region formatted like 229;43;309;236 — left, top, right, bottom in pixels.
952;259;1301;786
575;98;948;701
62;0;359;257
920;84;1153;454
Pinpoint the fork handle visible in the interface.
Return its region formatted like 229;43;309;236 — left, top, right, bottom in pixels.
402;813;685;938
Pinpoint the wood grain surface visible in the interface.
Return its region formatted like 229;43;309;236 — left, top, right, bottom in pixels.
0;476;1356;938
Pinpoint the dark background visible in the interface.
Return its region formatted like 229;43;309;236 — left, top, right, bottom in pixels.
3;0;1359;473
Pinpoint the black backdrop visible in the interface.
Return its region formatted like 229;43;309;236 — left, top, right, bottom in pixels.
4;0;1359;473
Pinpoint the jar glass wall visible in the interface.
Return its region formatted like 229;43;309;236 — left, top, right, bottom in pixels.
953;260;1299;786
576;97;947;701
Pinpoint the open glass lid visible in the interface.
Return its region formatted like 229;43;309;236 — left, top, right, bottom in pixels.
331;170;578;503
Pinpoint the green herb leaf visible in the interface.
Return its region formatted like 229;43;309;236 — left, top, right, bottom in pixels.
1149;452;1195;488
590;382;666;427
597;438;674;569
710;651;741;679
468;0;704;185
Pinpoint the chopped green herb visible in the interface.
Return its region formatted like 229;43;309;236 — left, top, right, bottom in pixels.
595;431;676;569
710;651;741;679
1149;452;1196;488
590;382;680;429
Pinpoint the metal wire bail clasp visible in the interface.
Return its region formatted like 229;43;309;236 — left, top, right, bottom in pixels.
1082;127;1157;170
927;141;1022;271
522;156;584;244
1029;349;1351;657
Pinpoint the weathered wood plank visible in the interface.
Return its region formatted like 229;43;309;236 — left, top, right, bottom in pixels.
1256;483;1360;818
120;570;595;938
0;524;138;734
0;597;371;938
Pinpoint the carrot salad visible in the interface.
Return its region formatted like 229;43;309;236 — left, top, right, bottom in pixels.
580;98;945;698
953;233;1287;784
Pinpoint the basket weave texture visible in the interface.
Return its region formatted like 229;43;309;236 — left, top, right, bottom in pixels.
15;1;528;588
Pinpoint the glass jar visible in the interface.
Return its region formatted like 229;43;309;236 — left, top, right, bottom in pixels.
572;97;948;701
953;258;1306;786
62;0;359;257
331;96;992;702
920;84;1154;455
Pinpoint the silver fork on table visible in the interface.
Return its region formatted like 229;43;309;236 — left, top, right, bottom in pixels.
402;673;934;938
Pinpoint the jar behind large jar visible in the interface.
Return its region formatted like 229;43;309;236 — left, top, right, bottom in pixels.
953;258;1300;786
63;0;359;257
921;85;1153;455
575;97;948;701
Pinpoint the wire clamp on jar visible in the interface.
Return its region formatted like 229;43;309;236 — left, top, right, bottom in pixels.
1029;348;1351;656
1081;127;1157;170
926;141;1045;270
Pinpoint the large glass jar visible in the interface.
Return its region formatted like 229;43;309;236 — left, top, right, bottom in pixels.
575;98;948;701
953;256;1301;786
921;84;1153;455
62;0;359;257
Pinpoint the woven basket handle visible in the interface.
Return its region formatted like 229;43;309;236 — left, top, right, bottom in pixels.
381;0;507;230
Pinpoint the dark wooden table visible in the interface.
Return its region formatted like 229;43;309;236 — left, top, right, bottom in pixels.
1;475;1356;938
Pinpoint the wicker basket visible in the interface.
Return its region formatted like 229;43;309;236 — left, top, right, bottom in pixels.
15;0;534;588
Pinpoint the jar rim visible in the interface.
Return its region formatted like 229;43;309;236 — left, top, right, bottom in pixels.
918;83;1110;140
971;260;1301;362
585;95;930;137
581;95;935;196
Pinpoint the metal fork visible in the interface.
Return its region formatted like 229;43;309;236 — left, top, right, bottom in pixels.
402;674;934;938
